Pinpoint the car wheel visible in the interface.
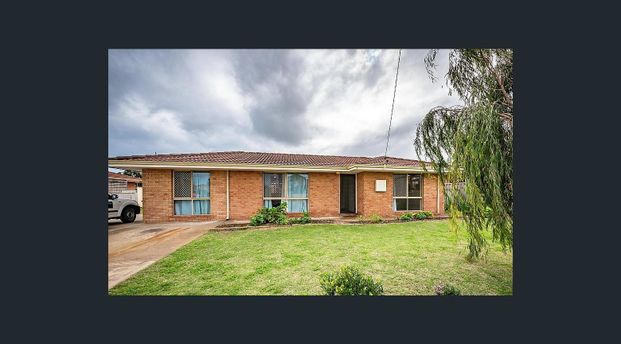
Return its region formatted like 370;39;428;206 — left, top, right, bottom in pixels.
121;207;136;223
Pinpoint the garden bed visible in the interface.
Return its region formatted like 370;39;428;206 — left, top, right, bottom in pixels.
213;215;451;231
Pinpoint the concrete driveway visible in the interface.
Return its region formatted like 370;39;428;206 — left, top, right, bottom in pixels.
108;215;219;289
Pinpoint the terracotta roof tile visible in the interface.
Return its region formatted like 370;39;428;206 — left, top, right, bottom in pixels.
109;151;424;167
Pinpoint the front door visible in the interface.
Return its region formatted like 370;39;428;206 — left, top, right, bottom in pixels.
340;174;356;213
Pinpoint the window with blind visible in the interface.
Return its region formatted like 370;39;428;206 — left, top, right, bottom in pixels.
263;173;308;212
393;174;422;211
173;171;211;215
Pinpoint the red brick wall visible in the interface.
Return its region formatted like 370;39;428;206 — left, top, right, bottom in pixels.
142;169;227;223
356;172;394;218
355;172;445;219
142;169;444;223
142;169;172;223
423;173;445;215
308;172;339;217
229;171;263;220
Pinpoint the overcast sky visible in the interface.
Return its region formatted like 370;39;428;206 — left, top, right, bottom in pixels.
108;49;461;160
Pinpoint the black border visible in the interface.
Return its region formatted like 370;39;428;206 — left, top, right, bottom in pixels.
7;1;611;340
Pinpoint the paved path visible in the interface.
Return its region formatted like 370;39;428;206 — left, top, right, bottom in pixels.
108;216;219;289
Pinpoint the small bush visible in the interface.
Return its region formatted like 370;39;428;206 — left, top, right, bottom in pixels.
320;266;384;296
399;213;414;221
289;212;311;225
367;214;383;223
415;212;428;220
249;202;288;226
299;211;311;224
414;211;433;220
250;213;266;226
435;283;461;296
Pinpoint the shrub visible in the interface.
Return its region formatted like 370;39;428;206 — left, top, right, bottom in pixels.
250;213;266;226
320;266;384;296
414;211;433;220
289;212;310;225
435;283;461;296
299;211;311;224
367;214;383;223
249;202;288;226
415;212;428;220
399;213;414;221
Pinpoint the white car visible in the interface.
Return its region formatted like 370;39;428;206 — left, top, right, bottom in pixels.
108;193;141;223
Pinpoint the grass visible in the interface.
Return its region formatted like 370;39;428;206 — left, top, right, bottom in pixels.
109;220;512;295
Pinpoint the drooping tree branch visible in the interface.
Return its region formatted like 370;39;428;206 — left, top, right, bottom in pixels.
417;49;513;259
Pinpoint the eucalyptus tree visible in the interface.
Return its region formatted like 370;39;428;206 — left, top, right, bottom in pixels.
415;49;513;259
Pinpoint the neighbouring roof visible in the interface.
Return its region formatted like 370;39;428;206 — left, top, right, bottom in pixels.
108;171;142;183
109;151;425;168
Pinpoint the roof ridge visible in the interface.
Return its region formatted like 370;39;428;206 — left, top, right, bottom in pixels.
237;150;374;160
110;150;383;160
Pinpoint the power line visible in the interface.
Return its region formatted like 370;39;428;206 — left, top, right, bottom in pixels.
384;49;402;162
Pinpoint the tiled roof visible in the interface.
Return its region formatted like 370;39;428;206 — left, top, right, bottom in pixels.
109;151;424;167
108;171;142;183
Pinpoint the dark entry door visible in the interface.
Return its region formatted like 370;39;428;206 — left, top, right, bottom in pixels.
340;174;356;213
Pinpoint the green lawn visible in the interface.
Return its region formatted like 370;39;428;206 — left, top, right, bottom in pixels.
109;220;513;295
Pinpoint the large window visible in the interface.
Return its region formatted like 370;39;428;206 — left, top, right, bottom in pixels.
263;173;308;212
393;174;422;211
173;171;210;215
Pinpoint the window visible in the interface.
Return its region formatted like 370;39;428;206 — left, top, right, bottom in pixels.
263;173;308;212
173;171;210;215
393;174;422;211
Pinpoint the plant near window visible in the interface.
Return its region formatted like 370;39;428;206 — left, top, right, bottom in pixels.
249;213;266;226
435;283;461;296
416;49;513;259
250;202;288;226
320;266;383;296
414;211;434;220
399;213;414;221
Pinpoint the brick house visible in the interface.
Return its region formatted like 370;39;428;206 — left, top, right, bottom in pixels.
108;151;444;223
108;172;141;192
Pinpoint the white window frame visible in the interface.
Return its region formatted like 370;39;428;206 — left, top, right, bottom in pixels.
393;173;423;211
173;171;211;215
263;173;309;212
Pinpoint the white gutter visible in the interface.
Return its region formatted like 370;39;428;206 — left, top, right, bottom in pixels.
226;170;230;220
108;162;350;173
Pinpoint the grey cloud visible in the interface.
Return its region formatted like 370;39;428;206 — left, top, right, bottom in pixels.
108;49;460;159
232;50;311;145
109;50;252;156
